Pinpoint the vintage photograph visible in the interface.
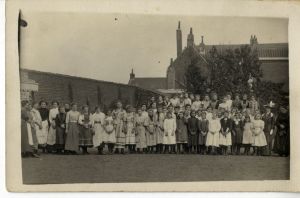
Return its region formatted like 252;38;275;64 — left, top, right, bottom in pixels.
18;11;289;185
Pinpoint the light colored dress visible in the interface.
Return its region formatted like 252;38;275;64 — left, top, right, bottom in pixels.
156;112;165;144
30;108;43;145
103;116;116;143
163;118;176;145
219;118;232;146
252;119;267;147
65;110;80;152
203;100;211;110
125;112;136;145
242;122;254;144
113;109;127;149
206;118;221;147
91;112;106;147
145;115;157;146
135;115;147;149
47;108;59;145
191;101;201;111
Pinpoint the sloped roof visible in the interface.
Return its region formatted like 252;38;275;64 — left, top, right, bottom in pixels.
129;77;167;90
201;43;288;58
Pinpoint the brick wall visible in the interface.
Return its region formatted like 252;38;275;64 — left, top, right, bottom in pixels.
21;69;160;111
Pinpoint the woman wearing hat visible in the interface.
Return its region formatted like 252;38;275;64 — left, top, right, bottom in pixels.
274;105;289;157
262;104;275;156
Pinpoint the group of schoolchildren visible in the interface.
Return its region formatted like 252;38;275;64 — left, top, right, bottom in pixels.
20;92;290;158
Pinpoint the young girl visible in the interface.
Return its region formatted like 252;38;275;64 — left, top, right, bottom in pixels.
65;103;80;155
113;101;127;154
241;94;250;111
242;115;254;155
202;94;211;110
206;106;213;121
156;106;165;154
231;113;243;155
163;111;177;154
135;108;147;153
176;111;188;154
187;110;198;154
198;111;208;154
145;109;157;153
47;101;59;153
124;106;136;154
91;106;106;155
206;111;221;155
252;113;267;156
55;105;66;154
103;110;116;154
249;95;259;115
78;105;93;154
219;111;232;155
38;100;49;152
157;95;164;107
191;94;201;111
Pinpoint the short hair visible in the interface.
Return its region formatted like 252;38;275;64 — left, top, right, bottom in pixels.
39;100;48;106
51;100;59;105
21;100;29;107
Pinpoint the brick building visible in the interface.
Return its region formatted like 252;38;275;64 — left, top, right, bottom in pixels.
20;69;160;110
128;22;289;94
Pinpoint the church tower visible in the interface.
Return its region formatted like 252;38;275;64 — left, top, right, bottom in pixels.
199;35;206;55
167;58;175;89
187;27;194;48
176;21;182;57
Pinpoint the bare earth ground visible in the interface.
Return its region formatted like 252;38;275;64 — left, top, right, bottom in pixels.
22;149;289;184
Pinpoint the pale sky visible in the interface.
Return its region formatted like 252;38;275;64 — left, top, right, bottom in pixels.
20;12;288;84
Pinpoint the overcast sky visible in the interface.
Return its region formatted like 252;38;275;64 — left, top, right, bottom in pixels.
20;12;288;84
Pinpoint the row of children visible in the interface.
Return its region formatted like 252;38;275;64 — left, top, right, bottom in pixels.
20;92;289;157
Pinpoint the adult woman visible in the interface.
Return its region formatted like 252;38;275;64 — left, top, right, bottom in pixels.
55;105;66;154
262;105;275;156
65;103;80;154
274;105;289;156
145;109;157;153
38;100;49;152
113;101;127;154
91;106;106;155
78;105;93;154
47;101;59;152
124;105;136;153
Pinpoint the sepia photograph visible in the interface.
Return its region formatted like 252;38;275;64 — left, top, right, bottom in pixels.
18;11;290;184
6;0;300;193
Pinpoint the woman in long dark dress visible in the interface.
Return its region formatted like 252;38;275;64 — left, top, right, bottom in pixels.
55;105;66;154
274;106;289;156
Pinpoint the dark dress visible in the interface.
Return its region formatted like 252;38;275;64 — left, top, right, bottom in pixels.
187;117;199;146
21;108;33;153
210;100;220;110
79;113;93;147
232;99;242;110
55;112;66;149
262;112;275;155
198;119;208;145
241;100;249;110
274;112;289;156
39;108;49;123
176;118;188;143
232;119;243;144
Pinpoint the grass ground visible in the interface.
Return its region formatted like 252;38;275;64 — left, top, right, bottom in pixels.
22;150;289;184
